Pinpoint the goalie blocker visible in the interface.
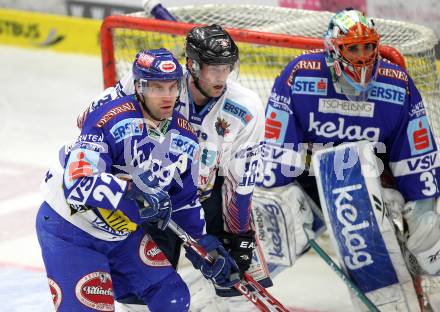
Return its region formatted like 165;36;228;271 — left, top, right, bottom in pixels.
312;141;420;311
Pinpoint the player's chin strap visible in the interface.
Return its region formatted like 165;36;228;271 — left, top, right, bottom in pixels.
135;92;164;123
187;65;213;99
165;219;290;312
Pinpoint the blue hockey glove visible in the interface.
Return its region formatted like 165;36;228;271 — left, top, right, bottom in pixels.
127;170;172;230
185;234;240;288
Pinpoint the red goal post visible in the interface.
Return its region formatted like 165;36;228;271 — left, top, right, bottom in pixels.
100;15;405;90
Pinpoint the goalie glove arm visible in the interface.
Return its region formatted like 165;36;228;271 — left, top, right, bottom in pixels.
403;197;440;275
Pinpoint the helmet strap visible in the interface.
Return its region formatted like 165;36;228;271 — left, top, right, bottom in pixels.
193;75;212;99
135;82;164;123
187;62;212;99
334;60;342;77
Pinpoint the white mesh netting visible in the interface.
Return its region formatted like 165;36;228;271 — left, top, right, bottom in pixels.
110;4;440;141
107;6;440;308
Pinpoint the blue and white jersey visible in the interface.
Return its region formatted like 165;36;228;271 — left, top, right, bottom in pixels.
42;94;203;241
81;71;265;234
258;51;440;202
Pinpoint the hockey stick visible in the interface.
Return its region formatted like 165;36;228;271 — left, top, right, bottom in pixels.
166;219;290;312
304;229;379;312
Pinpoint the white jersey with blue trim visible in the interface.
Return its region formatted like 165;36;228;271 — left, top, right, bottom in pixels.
85;71;265;234
258;51;440;202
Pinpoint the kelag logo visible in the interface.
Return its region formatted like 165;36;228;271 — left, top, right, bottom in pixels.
318;145;399;293
333;184;373;270
291;77;328;95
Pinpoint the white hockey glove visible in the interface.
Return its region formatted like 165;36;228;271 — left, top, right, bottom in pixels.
382;187;405;221
403;198;440;275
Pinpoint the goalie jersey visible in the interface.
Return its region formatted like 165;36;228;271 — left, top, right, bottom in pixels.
85;72;265;234
42;94;204;241
259;51;440;202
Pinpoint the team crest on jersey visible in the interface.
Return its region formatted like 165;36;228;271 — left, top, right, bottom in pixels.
48;278;62;311
75;272;114;311
215;118;230;137
139;234;171;267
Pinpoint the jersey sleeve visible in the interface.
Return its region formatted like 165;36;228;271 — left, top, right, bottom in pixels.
63;116;141;224
388;75;440;201
88;73;135;113
221;94;265;234
257;61;307;188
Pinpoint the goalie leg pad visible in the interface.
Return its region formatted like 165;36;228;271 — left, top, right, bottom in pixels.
252;182;325;277
312;141;421;311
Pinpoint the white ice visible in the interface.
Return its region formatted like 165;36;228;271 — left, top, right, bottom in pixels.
0;46;353;312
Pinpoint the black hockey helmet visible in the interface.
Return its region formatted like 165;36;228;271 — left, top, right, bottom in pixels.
185;24;239;66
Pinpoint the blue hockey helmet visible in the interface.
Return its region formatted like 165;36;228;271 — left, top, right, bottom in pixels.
132;48;183;82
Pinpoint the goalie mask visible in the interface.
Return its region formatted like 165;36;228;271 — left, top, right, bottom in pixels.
185;24;239;98
325;9;380;98
132;48;183;121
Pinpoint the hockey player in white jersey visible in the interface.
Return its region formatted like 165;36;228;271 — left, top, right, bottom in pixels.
77;24;268;309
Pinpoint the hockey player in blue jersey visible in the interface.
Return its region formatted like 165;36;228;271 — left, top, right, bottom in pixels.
76;25;268;309
255;8;440;307
37;48;240;312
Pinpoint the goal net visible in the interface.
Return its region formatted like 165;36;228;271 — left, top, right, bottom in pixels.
100;4;440;142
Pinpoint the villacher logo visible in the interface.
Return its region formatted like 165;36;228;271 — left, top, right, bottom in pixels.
75;272;114;311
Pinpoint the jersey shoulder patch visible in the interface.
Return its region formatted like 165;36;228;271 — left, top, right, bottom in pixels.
224;81;264;121
377;60;408;82
173;111;197;137
87;96;139;129
287;52;326;86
